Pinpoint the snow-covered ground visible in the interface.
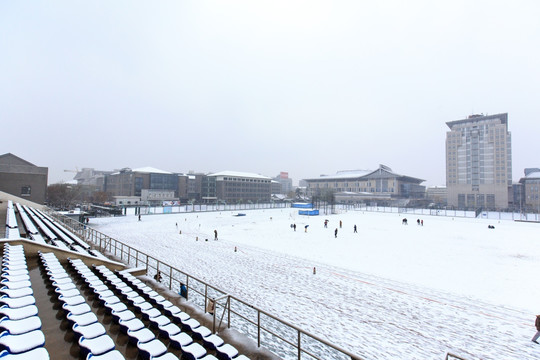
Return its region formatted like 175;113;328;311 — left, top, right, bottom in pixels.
91;208;540;360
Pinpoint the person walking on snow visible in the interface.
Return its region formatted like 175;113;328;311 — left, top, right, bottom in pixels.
334;228;338;238
354;224;357;233
532;315;540;343
339;220;342;228
214;230;218;240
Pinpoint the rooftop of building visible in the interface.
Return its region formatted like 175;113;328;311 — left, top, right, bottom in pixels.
303;165;425;183
446;112;508;129
208;171;271;180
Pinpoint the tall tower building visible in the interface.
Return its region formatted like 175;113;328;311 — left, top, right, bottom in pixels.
446;113;512;210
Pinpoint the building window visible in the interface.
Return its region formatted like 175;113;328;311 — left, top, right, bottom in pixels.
21;186;31;197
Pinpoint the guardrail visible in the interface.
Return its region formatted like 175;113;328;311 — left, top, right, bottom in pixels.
46;207;363;360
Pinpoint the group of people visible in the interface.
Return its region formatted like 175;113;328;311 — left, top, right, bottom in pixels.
290;219;360;238
402;218;425;226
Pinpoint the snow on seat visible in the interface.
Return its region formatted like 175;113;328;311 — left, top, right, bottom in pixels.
141;307;161;320
214;344;239;360
136;338;167;360
0;296;35;309
180;342;207;360
0;346;49;359
67;311;98;327
2;260;26;267
157;323;181;338
0;329;45;354
0;281;30;291
0;275;29;284
148;295;166;305
200;356;218;360
168;332;193;349
0;267;26;274
118;318;144;334
86;349;125;360
97;292;117;304
72;322;106;340
111;309;136;323
171;311;190;324
191;326;211;340
55;288;80;298
151;353;179;360
62;303;91;316
51;282;76;292
0;305;38;320
79;334;115;357
103;301;127;314
0;270;28;279
148;315;170;329
0;270;28;278
126;296;146;306
0;316;41;335
89;284;108;293
162;305;181;317
132;301;152;313
0;288;32;300
126;327;155;345
180;318;200;332
50;277;72;285
201;334;224;350
47;273;69;283
59;294;86;306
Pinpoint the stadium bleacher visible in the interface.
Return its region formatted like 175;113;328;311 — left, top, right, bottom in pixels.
0;203;256;360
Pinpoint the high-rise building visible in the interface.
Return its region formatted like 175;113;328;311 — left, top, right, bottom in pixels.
446;113;512;210
273;172;293;195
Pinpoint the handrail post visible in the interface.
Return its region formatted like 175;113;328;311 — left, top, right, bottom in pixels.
169;266;172;290
204;284;208;313
212;300;216;333
297;329;301;360
227;296;230;329
257;310;261;347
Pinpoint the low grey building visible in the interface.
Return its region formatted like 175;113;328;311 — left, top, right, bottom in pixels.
0;153;48;204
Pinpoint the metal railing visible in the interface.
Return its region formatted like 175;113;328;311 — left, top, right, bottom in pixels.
46;208;363;360
445;353;468;360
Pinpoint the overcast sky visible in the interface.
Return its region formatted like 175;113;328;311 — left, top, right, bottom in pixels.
1;1;539;186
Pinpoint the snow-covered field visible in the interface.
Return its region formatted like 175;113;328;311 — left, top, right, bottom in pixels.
91;208;540;360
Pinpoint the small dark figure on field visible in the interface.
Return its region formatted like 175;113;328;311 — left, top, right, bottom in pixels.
532;315;540;344
179;283;188;299
354;225;357;233
334;228;338;238
402;218;408;225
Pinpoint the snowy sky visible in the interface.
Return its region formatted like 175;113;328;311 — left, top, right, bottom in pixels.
1;1;539;186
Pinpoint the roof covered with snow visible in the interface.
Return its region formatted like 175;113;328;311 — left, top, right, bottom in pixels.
208;171;271;180
304;169;373;181
110;167;173;175
132;167;173;174
525;171;540;179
